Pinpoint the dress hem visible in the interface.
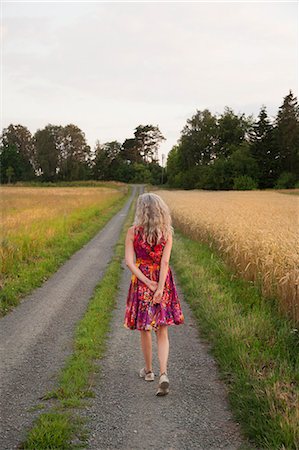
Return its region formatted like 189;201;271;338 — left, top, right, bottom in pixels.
123;320;185;331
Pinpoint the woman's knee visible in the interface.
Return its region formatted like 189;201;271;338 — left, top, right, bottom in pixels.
156;325;168;337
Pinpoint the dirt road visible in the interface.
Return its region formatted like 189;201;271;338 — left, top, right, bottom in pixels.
0;185;137;450
80;259;256;450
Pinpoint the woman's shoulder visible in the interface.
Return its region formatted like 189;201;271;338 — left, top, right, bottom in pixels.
127;225;141;235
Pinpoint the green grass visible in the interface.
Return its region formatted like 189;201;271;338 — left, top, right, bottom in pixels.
0;186;131;316
171;230;299;450
22;412;87;450
20;191;137;450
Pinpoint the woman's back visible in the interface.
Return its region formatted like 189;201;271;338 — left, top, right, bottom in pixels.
133;225;167;264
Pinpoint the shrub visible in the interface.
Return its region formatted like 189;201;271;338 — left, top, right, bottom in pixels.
233;175;258;190
274;172;297;189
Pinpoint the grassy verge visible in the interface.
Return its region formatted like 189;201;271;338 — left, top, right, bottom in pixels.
12;180;127;189
20;191;137;450
171;230;299;450
1;186;131;316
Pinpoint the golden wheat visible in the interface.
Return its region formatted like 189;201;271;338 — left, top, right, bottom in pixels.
154;189;299;323
0;186;124;280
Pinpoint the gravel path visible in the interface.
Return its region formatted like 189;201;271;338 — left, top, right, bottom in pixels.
80;259;256;450
0;186;136;450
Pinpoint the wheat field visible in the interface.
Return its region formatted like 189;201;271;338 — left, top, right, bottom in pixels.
155;189;299;323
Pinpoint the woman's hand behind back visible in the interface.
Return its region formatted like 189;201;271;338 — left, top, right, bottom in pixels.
147;280;158;292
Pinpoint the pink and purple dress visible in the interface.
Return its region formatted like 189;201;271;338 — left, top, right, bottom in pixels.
123;225;185;332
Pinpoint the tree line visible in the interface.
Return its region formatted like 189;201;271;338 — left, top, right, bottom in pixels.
1;89;298;189
0;124;165;185
167;90;299;190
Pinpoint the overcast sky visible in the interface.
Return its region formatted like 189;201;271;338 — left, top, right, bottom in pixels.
1;1;298;164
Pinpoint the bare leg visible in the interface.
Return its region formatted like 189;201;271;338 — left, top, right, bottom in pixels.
140;330;153;372
155;325;169;375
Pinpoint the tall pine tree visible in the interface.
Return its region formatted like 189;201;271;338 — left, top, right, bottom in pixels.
249;105;278;188
274;90;299;177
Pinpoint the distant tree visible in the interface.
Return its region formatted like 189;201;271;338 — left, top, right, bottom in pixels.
0;124;36;181
178;109;218;170
204;157;234;190
248;105;278;188
121;138;142;164
274;171;298;189
131;162;153;183
0;144;24;183
273;90;299;177
92;140;131;181
92;140;112;180
215;107;253;159
229;142;259;181
134;125;165;163
233;175;258;190
147;161;163;185
58;124;91;180
34;124;61;181
166;145;181;187
6;166;15;184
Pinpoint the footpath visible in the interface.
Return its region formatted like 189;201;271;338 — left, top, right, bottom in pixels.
0;186;136;450
80;258;254;450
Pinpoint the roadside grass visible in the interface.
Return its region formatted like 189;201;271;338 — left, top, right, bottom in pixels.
171;230;299;450
12;180;127;189
20;191;137;450
0;186;131;316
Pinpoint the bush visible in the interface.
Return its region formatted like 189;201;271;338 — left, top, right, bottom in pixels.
233;175;258;190
274;171;298;189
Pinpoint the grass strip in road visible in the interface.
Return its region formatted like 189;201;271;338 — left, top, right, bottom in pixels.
171;230;299;450
1;186;131;316
20;192;137;450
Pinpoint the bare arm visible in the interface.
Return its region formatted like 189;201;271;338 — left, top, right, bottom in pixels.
125;226;157;290
157;232;172;290
153;232;173;304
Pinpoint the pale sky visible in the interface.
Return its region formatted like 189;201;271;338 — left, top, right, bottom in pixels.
1;1;298;164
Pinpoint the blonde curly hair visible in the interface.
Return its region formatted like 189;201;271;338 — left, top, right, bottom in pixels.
133;192;173;246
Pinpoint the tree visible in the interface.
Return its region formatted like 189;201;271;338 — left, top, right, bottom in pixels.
34;124;61;181
58;124;91;181
6;166;15;184
0;144;24;183
233;175;258;190
131;163;153;183
1;124;36;180
178;109;218;170
215;107;252;159
203;157;234;190
92;140;130;181
92;140;111;180
273;90;299;177
249;105;278;188
166;145;181;187
133;125;165;163
121;138;142;164
147;161;163;185
229;142;259;181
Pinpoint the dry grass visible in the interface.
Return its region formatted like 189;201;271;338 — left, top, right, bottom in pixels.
0;186;124;280
154;189;299;323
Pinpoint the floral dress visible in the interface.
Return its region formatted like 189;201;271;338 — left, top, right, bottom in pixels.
123;225;185;332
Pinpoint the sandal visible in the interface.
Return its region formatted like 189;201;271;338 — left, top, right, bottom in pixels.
139;367;155;381
156;372;169;396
